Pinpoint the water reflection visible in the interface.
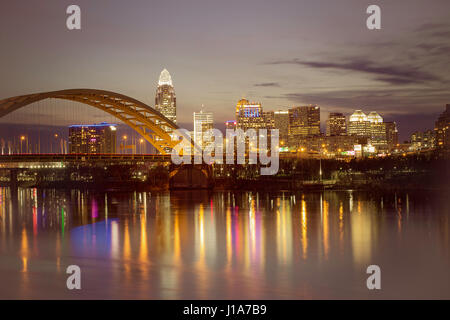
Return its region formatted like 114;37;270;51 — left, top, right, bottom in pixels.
0;187;449;299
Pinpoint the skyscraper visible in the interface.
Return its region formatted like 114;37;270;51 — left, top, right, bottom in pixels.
435;104;450;150
68;122;117;154
326;112;347;136
273;110;289;146
288;105;320;137
263;111;275;129
235;99;265;130
385;121;399;151
348;110;389;152
155;69;176;126
348;110;371;137
193;110;214;150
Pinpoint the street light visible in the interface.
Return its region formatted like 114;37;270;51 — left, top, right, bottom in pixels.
140;138;145;154
20;135;26;154
121;135;128;154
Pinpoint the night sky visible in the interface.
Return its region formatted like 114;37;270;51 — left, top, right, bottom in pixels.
0;0;449;141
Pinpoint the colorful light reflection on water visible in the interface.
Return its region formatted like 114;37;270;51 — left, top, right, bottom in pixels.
0;187;449;299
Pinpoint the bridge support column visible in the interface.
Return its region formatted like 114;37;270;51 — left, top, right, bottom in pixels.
169;164;214;189
9;169;19;202
9;169;18;189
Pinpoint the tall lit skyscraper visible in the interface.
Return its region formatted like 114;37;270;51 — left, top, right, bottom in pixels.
273;110;289;146
155;69;176;126
288;105;320;137
435;104;450;150
235;99;265;130
348;110;371;137
348;110;390;152
326;112;347;136
193;110;214;150
367;111;387;151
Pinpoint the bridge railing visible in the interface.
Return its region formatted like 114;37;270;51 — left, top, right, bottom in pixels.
0;153;172;163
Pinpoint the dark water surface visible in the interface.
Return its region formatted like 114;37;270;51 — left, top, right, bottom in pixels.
0;187;449;299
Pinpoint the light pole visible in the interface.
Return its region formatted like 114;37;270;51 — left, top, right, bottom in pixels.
54;133;59;154
319;157;322;182
140;138;145;154
320;144;326;182
20;135;26;154
122;135;127;154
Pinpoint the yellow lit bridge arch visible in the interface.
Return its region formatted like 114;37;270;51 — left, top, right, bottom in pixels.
0;89;186;154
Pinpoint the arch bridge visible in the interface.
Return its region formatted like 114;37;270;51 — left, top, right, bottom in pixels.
0;89;187;154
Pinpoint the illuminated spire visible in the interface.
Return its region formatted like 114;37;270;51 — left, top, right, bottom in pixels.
158;68;173;86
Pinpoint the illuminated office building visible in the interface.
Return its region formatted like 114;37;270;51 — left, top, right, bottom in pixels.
348;110;391;152
411;130;435;151
193;110;214;149
288;105;320;137
273;110;290;147
367;112;387;151
235;99;265;130
263;111;275;129
370;122;388;151
326;112;347;136
69;122;117;154
348;110;371;137
435;104;450;150
155;68;177;127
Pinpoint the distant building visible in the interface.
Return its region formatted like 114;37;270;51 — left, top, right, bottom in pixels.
385;121;399;151
288;105;320;144
69;123;117;154
367;111;383;124
263;111;275;129
325;135;361;154
235;99;265;130
273;110;290;147
411;130;435;151
193;110;214;150
368;111;388;152
326;112;347;136
348;110;389;152
225;120;237;130
348;110;371;137
435;104;450;150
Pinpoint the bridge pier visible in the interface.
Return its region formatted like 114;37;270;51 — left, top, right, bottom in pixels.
9;169;19;203
169;164;214;189
9;169;18;189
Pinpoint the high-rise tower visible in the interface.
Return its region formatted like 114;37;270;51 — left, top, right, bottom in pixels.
435;104;450;150
193;110;214;150
326;112;347;136
155;69;176;126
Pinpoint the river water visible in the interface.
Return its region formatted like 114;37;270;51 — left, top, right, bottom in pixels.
0;187;449;299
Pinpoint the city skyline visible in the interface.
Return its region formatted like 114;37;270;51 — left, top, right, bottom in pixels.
0;0;449;141
0;1;449;303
